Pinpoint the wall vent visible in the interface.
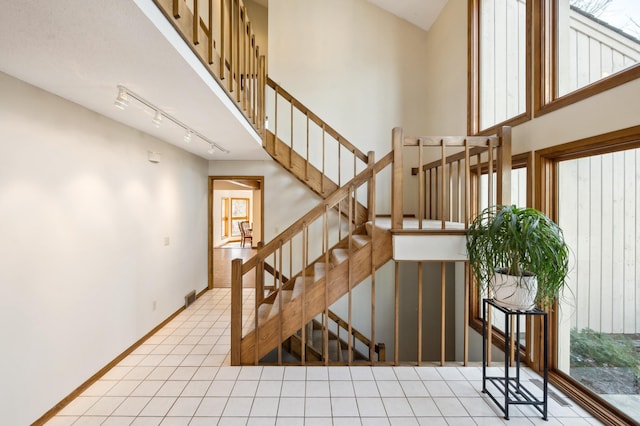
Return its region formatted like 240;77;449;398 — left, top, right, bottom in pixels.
184;290;196;308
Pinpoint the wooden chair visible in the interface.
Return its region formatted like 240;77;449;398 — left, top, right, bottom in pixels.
239;221;253;248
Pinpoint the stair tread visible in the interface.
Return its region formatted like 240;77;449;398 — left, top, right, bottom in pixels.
331;248;350;265
258;302;273;321
314;262;327;278
259;289;294;322
292;276;314;300
351;234;371;248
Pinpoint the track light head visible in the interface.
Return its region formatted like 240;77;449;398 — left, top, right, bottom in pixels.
152;110;162;128
208;143;215;155
114;87;129;110
184;130;193;144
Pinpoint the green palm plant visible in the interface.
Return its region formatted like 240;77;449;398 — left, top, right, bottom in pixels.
466;205;570;309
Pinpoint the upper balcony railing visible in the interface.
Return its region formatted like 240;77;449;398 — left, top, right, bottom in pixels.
153;0;267;133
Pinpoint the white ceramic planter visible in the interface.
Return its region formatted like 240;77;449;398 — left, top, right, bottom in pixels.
491;272;538;310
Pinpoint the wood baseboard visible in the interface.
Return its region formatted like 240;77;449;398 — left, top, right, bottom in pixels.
32;287;208;425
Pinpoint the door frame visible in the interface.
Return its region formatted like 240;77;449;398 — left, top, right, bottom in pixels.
208;175;264;289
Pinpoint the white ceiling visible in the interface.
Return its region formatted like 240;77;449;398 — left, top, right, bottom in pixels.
0;0;267;161
253;0;448;32
0;0;446;162
366;0;448;31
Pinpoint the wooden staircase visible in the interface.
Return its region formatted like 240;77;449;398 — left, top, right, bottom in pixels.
237;220;392;364
154;0;517;368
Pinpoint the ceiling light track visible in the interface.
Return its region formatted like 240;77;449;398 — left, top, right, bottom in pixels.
114;85;230;155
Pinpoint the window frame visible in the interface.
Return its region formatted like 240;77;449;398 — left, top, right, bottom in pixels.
468;0;533;136
221;197;230;238
535;125;640;426
534;0;640;116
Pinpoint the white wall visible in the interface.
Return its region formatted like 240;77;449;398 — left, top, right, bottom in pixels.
423;0;471;135
268;0;431;159
0;72;208;425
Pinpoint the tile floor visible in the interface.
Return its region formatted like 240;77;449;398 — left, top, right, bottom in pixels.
46;288;603;426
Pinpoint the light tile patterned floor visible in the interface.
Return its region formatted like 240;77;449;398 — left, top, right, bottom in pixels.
46;288;603;426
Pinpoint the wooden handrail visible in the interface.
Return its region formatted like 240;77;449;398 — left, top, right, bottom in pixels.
266;77;369;164
241;151;392;274
403;135;499;147
412;146;486;174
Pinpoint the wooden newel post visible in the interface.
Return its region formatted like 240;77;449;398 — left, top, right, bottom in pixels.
231;258;243;365
392;127;404;230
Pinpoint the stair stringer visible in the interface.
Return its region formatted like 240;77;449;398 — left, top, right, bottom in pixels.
239;227;392;364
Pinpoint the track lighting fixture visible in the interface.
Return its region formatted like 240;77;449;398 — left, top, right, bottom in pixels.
113;85;230;155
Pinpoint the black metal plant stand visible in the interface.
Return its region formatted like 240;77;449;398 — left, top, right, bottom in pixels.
482;298;548;420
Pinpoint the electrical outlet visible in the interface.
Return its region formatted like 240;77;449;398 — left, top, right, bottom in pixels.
152;300;157;311
164;236;170;246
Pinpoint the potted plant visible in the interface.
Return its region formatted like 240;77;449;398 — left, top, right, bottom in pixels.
466;205;570;310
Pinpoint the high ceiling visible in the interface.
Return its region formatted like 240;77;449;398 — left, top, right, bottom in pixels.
253;0;448;31
366;0;448;31
0;0;446;161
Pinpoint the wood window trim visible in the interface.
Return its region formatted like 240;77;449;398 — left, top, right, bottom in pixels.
534;125;640;426
468;0;533;136
221;197;230;238
468;152;534;359
534;0;640;118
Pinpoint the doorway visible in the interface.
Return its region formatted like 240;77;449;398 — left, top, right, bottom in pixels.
208;176;264;288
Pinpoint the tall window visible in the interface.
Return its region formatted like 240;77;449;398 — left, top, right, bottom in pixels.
471;0;530;134
556;148;640;423
537;126;640;425
473;0;640;124
557;0;640;96
231;198;249;237
538;0;640;112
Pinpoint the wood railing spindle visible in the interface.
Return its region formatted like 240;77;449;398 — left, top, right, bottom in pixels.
219;0;225;79
207;0;213;63
277;243;283;364
305;112;310;181
321;124;326;194
418;139;423;229
193;0;199;45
